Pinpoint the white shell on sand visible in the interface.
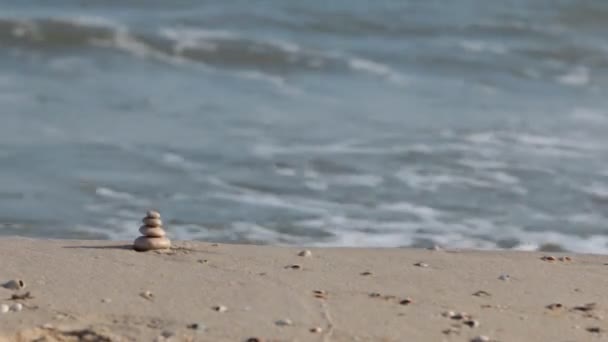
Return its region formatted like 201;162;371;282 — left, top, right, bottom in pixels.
10;303;23;312
133;236;171;252
2;279;25;290
0;304;9;313
146;210;161;219
139;226;166;237
142;217;163;227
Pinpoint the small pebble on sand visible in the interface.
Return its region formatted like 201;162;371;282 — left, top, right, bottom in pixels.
10;303;23;312
399;298;413;305
275;318;293;326
498;274;511;281
0;304;9;314
414;262;429;268
310;327;323;333
298;250;312;257
140;291;154;300
360;271;373;276
471;336;490;342
213;305;227;312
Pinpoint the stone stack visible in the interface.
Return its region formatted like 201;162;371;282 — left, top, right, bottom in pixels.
133;210;171;252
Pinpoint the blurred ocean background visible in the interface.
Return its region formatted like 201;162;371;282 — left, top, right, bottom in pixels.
1;1;608;253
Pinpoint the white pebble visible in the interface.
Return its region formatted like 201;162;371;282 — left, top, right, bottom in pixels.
0;304;9;314
298;250;312;257
214;305;227;312
10;303;23;312
276;318;293;326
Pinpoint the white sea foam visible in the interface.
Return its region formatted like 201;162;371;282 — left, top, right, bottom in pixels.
395;167;493;192
459;40;507;54
347;57;407;85
377;202;442;222
94;187;134;201
556;66;590;86
582;183;608;201
569;108;608;124
327;174;383;188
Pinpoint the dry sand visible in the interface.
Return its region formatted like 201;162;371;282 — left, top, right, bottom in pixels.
0;238;607;341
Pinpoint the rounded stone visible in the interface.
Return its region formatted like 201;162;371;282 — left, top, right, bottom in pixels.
142;217;162;227
146;210;161;219
133;236;171;252
139;226;166;237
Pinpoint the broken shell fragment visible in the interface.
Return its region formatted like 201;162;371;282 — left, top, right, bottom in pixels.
285;264;302;270
0;304;9;314
559;256;572;262
2;279;25;291
133;236;171;252
414;262;429;268
298;250;312;257
310;327;323;333
10;303;23;312
541;255;556;262
472;290;491;297
139;226;166;237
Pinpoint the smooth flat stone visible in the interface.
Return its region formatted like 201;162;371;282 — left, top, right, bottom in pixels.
146;210;161;219
139;226;166;237
133;236;171;252
142;217;162;227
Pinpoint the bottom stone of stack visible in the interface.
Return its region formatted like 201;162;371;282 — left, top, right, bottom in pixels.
133;236;171;251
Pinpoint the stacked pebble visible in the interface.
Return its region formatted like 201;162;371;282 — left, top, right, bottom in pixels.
133;210;171;252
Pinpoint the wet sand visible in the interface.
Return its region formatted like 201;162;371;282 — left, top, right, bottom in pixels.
0;238;607;341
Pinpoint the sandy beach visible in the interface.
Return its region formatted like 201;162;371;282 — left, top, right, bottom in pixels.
0;238;607;341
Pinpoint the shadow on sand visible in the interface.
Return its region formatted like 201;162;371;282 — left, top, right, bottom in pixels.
63;244;133;250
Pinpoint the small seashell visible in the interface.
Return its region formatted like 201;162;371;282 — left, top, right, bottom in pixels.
541;256;556;262
10;303;23;312
146;210;161;219
41;323;54;329
186;323;204;330
275;318;293;326
498;274;510;281
443;311;456;318
399;298;413;305
133;236;171;252
313;290;328;299
140;291;154;300
142;217;163;227
546;303;563;310
213;305;227;312
309;327;323;333
298;250;312;257
463;319;480;328
471;336;490;342
2;279;25;291
285;264;302;270
139;226;166;237
360;271;372;276
414;262;429;268
0;304;9;314
472;290;491;297
573;303;597;312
